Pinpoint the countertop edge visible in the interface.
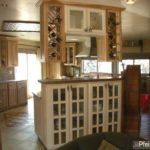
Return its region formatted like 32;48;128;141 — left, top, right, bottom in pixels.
38;77;122;84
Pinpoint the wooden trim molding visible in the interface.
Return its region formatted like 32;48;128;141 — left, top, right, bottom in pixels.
37;0;125;11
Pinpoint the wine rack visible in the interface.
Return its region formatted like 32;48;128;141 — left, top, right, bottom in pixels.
107;10;121;60
48;6;62;60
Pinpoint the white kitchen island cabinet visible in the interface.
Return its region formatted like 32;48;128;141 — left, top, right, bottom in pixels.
34;78;122;150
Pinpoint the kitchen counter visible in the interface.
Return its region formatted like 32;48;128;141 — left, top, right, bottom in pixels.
0;79;27;83
39;76;122;84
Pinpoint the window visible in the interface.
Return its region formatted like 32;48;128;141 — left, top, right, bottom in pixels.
134;59;149;74
98;62;112;73
82;60;97;73
82;60;112;74
118;59;134;74
118;59;150;74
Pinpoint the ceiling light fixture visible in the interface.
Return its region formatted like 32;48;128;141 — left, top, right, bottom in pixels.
125;0;136;4
2;21;40;32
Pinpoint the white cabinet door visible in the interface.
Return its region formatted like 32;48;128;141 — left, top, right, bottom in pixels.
106;81;122;132
88;81;122;134
87;9;106;35
69;83;87;140
65;6;106;35
88;82;107;134
46;84;69;149
65;6;86;33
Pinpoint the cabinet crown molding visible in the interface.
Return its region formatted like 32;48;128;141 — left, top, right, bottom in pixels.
38;0;125;11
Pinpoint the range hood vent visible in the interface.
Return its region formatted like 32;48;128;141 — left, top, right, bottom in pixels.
90;37;97;58
76;37;97;58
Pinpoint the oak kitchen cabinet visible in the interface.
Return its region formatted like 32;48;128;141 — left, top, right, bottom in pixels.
0;80;27;111
8;82;18;108
0;37;18;67
65;6;106;35
17;81;27;105
34;79;122;150
0;83;8;111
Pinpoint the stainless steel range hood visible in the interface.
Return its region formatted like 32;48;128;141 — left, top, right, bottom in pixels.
66;35;97;58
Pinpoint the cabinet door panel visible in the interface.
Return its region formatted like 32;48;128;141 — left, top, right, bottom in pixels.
89;82;106;133
0;38;18;67
70;83;87;140
0;83;8;111
17;81;27;104
65;6;86;33
106;81;121;132
1;39;8;66
8;82;17;107
47;84;69;146
88;9;106;34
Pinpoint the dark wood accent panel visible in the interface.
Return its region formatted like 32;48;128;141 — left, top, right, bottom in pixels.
122;65;141;136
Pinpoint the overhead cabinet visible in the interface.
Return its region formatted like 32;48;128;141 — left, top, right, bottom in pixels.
0;37;18;67
40;1;124;78
65;6;106;35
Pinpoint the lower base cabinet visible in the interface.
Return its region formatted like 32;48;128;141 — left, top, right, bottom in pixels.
0;83;8;111
0;80;27;111
8;82;18;107
17;81;27;104
34;80;122;150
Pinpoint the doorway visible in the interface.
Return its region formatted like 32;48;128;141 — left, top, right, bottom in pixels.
15;52;41;98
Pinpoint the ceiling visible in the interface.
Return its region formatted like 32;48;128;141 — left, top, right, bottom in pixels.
0;0;150;41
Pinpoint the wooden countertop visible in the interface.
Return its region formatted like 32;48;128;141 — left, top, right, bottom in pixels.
39;76;122;84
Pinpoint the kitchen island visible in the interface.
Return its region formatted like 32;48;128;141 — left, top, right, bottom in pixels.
34;77;122;150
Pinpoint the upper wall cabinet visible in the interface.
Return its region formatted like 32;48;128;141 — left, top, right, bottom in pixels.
0;37;18;67
65;6;106;35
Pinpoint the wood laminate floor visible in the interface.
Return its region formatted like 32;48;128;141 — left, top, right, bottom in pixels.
0;99;150;150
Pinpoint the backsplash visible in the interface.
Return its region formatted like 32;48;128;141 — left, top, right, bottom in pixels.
0;67;15;80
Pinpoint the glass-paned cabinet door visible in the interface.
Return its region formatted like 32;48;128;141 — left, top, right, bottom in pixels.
65;43;76;65
48;84;69;146
70;83;87;140
65;6;86;32
89;82;106;134
87;9;106;34
106;81;121;132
